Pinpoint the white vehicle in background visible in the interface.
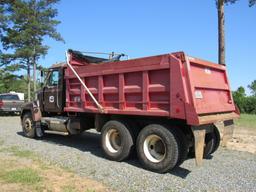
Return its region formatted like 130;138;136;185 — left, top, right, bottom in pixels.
9;91;24;101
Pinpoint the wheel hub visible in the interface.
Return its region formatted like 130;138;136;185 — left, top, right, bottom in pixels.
143;134;166;163
105;128;121;153
24;118;32;132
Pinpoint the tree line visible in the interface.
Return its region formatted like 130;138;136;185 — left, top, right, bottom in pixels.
0;0;63;101
232;80;256;114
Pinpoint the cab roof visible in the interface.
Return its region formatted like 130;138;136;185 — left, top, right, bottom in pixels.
50;62;67;69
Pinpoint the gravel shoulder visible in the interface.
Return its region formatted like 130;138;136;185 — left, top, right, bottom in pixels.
0;116;256;192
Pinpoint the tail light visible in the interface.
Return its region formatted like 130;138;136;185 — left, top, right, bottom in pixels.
0;100;3;108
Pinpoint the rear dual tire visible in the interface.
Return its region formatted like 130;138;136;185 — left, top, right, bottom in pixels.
101;120;135;161
136;124;183;173
188;125;221;158
204;126;221;157
101;122;188;173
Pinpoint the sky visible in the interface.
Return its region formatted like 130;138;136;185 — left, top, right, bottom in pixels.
41;0;256;94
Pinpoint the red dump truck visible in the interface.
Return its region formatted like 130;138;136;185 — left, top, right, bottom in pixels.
20;50;239;173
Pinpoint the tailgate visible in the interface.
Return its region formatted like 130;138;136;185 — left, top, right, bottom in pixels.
181;54;239;125
188;56;235;114
2;100;22;111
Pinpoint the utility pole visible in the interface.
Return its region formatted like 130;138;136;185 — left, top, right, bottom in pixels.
218;0;225;65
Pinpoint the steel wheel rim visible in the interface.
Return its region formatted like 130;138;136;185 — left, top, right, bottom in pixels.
24;118;32;133
143;134;166;163
105;128;121;153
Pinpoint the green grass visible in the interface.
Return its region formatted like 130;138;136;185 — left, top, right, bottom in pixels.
2;168;41;184
85;189;96;192
0;139;4;146
62;186;96;192
235;114;256;129
62;185;77;192
1;146;35;158
0;146;106;192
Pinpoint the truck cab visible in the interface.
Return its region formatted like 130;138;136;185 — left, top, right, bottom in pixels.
20;58;96;138
37;63;66;114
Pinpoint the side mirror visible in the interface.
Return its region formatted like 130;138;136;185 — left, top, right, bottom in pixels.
40;70;44;77
40;70;46;88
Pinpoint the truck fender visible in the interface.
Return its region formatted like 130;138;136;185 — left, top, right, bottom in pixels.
21;100;42;122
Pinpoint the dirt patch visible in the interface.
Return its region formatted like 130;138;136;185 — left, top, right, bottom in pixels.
0;147;109;192
0;182;30;192
226;126;256;154
40;166;107;192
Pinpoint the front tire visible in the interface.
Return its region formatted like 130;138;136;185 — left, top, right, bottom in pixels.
22;113;36;138
136;124;179;173
101;120;134;161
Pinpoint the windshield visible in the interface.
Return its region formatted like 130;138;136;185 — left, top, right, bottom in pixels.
44;70;60;87
0;94;20;100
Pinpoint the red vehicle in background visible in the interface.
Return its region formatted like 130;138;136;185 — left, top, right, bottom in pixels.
20;50;239;173
0;93;24;115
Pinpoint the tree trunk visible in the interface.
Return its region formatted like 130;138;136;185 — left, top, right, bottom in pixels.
27;63;31;102
33;51;36;99
33;61;36;98
218;0;225;65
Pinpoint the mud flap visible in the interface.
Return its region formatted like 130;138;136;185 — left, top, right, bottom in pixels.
222;120;234;147
192;127;206;166
35;122;44;138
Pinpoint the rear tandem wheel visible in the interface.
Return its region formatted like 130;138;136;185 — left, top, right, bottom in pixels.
189;125;221;158
136;124;180;173
101;120;135;161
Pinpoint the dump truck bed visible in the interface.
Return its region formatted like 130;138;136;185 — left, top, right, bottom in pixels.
64;51;239;125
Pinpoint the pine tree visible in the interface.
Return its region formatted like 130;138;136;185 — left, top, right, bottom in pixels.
0;1;8;52
0;0;64;101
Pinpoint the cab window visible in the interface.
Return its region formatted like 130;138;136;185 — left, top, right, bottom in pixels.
0;94;19;100
47;70;59;86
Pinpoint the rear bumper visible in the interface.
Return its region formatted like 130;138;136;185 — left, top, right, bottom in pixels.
198;111;239;125
0;108;21;113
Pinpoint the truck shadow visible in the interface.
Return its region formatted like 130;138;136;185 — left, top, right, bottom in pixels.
17;130;191;178
0;113;20;116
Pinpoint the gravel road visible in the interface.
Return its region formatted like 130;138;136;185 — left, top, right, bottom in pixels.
0;116;255;192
